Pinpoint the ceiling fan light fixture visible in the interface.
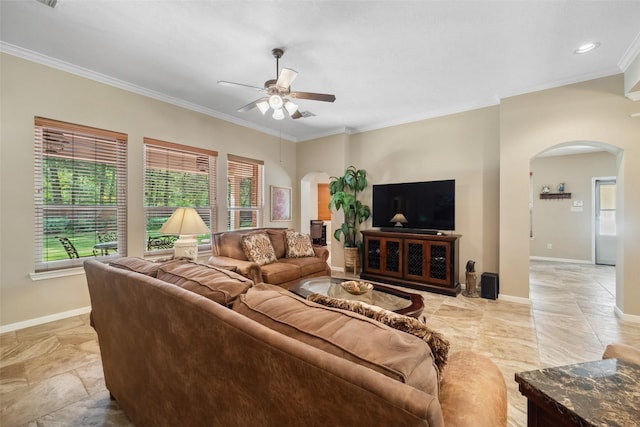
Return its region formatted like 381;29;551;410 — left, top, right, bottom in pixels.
272;108;285;120
256;101;269;115
284;100;298;116
268;94;283;110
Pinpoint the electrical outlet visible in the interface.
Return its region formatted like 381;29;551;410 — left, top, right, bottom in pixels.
547;243;553;249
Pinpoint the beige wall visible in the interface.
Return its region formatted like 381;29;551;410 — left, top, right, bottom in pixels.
3;52;639;329
530;151;617;261
500;74;640;315
0;53;297;327
298;107;501;282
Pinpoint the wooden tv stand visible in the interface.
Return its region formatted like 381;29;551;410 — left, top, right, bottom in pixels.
360;230;461;296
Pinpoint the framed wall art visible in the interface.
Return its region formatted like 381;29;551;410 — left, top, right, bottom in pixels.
270;185;291;221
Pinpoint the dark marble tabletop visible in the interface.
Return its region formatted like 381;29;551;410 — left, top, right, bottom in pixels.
515;358;640;427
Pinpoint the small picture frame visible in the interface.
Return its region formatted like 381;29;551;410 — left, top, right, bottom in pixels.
270;185;291;221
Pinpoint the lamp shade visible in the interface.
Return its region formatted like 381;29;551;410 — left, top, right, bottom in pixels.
390;213;408;227
159;208;210;236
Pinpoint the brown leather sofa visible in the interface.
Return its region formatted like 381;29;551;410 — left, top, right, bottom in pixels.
85;257;507;427
208;227;331;288
602;343;640;365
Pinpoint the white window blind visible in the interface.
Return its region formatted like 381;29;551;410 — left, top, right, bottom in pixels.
227;154;264;230
34;117;128;272
144;138;217;254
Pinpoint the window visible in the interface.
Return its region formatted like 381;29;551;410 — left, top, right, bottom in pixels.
144;138;217;254
227;154;264;230
34;117;127;271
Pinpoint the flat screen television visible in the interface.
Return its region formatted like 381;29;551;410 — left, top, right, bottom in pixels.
372;179;455;232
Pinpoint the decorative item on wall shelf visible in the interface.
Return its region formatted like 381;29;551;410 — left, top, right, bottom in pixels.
541;185;551;194
558;182;565;193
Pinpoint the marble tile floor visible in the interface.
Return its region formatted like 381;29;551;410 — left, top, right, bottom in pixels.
1;260;638;426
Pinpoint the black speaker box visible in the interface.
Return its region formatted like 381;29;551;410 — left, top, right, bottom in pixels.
481;272;499;300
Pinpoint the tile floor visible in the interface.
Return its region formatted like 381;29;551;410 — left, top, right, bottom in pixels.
1;260;639;426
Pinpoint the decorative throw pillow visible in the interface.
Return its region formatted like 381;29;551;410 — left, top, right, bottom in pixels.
285;231;315;258
241;232;277;265
307;293;450;375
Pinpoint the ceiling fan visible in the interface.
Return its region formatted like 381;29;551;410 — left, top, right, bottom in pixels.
218;48;336;120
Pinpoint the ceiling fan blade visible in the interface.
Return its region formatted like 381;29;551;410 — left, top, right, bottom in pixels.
237;97;268;113
218;81;265;91
291;110;316;119
276;68;298;89
290;91;336;102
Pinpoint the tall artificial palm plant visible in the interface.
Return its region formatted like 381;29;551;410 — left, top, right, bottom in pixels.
328;166;371;249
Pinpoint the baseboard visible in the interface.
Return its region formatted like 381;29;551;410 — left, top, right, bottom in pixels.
529;256;592;264
614;306;640;323
0;306;92;334
498;294;531;305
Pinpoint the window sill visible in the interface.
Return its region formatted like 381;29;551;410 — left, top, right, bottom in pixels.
30;267;86;281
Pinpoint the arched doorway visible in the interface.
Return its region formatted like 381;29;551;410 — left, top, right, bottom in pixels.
300;171;332;263
529;140;622;301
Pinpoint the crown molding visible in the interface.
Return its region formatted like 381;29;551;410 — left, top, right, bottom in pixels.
0;42;298;142
619;31;640;72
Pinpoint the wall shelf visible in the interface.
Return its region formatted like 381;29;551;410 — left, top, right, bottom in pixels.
540;193;571;200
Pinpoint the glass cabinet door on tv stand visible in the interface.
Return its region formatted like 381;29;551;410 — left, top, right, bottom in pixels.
361;230;460;296
364;236;403;279
404;239;451;286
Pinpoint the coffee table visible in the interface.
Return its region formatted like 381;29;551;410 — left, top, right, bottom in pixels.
289;276;424;317
515;358;640;426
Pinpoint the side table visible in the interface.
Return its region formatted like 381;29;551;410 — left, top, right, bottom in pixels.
515;358;640;426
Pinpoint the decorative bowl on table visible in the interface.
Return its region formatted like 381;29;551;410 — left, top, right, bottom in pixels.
340;280;374;295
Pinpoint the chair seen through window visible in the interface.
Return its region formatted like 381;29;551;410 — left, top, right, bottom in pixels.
57;237;80;259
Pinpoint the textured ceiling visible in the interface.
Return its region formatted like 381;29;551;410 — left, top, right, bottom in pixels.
1;0;639;142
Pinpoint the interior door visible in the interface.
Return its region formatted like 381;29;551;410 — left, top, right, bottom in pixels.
595;179;616;266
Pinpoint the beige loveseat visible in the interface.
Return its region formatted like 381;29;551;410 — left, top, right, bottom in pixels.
208;227;331;288
85;257;507;427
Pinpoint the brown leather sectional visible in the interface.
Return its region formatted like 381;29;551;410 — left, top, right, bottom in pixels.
85;257;507;426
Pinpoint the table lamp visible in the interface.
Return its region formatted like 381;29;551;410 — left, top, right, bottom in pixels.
159;207;210;260
390;213;408;227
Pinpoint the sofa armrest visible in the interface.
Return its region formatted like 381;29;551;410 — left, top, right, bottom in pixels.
208;256;263;284
603;343;640;365
313;246;329;262
438;351;507;427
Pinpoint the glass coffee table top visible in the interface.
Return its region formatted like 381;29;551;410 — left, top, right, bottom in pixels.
289;276;424;317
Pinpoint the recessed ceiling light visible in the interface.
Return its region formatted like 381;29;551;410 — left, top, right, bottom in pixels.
574;42;600;54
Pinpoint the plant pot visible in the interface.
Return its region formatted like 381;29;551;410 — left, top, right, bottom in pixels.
344;247;359;274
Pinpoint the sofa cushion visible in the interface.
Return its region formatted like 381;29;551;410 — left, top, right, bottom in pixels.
278;256;329;277
157;260;253;307
307;293;449;376
217;232;249;260
233;283;440;396
110;257;165;277
241;232;277;266
259;262;301;286
285;231;315;258
267;229;287;259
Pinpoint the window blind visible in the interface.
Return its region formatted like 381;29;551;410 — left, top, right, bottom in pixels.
227;154;264;230
144;138;217;254
34;117;128;272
